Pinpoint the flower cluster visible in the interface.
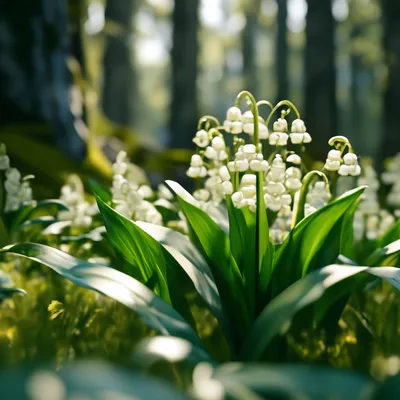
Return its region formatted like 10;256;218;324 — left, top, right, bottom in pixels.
382;153;400;216
58;175;98;228
111;151;162;225
184;94;362;244
354;164;395;241
0;144;34;213
324;148;361;176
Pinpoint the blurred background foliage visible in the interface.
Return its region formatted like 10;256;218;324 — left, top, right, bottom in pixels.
0;0;398;197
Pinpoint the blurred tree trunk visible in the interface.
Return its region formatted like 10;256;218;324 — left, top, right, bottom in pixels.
0;0;86;160
276;0;288;102
170;0;199;149
305;0;337;160
242;3;259;97
102;0;138;127
381;0;400;161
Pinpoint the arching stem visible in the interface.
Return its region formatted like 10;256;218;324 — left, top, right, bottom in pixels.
328;136;354;155
265;100;301;128
197;116;220;131
291;171;331;228
234;91;260;147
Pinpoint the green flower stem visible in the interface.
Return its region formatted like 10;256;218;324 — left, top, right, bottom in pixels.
291;171;331;228
265;100;301;128
208;128;223;138
234;91;260;147
256;100;274;112
328;136;354;155
197;116;220;131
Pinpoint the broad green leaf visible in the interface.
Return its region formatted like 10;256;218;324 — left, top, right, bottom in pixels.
167;180;249;347
241;263;400;361
94;194;170;302
19;216;57;230
367;239;400;267
136;221;225;324
88;179;112;203
271;187;365;297
134;336;214;367
0;361;191;400
215;363;375;400
379;219;400;249
0;243;203;347
42;221;72;235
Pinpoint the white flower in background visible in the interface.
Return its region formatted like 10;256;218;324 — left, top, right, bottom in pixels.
4;168;34;213
241;111;269;139
0;143;10;170
58;175;97;228
187;154;207;178
286;153;302;165
306;181;331;209
193;129;210;148
338;153;361;176
223;106;243;134
158;184;174;200
324;150;342;172
269;118;289;146
358;165;380;215
290;119;312;144
270;206;292;244
204;137;228;161
381;153;400;185
111;151;162;225
192;363;224;400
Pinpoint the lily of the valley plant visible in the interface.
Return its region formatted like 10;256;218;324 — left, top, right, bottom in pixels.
2;92;400;399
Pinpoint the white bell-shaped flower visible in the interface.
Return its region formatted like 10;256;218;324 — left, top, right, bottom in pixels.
285;167;302;191
204;137;228;161
193;129;210;147
290;119;312;144
324;150;342;172
338;153;361;176
187;154;207;178
286;154;302;165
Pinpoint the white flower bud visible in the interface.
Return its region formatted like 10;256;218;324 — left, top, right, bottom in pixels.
327;150;341;162
190;154;203;167
226;106;242;122
290;133;304;144
211;136;225;151
286;154;301;165
241;110;255;124
193;129;210;147
273;118;288;133
232;191;244;207
259;124;269;139
281;194;292;205
230;121;243;134
243;144;256;155
265;181;286;195
241;174;257;187
250;159;269;172
291;119;306;133
204;147;217;160
240;185;256;198
219;166;231;182
324;160;341;172
116;151;127;163
303;132;312;143
0;155;10;170
193;189;210;202
222;181;233;195
343;153;358;165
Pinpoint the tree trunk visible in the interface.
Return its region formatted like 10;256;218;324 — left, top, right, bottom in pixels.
102;0;138;127
305;0;337;160
381;0;400;162
169;0;199;149
276;0;288;102
0;0;86;160
242;8;258;97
